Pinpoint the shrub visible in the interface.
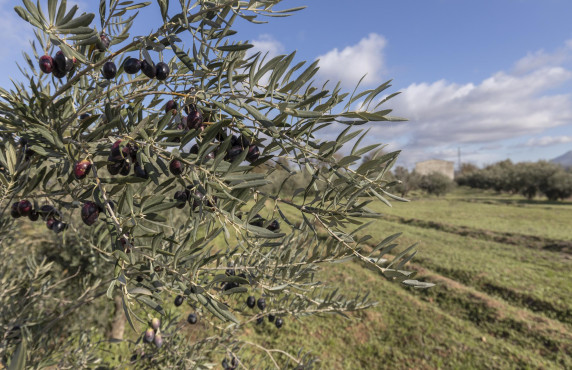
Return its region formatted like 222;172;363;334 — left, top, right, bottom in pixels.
419;172;454;196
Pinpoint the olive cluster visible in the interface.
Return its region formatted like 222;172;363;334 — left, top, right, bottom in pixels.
172;295;200;325
222;268;248;292
11;201;67;233
38;50;76;79
249;214;280;231
101;57;170;81
173;186;217;210
142;317;164;349
246;295;284;329
106;140;148;179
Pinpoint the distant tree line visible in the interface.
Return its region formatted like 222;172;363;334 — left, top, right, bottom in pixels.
390;167;454;197
260;151;458;199
456;160;572;201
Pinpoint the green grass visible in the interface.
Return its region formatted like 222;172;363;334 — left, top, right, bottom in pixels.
379;187;572;241
45;187;572;368
230;187;572;368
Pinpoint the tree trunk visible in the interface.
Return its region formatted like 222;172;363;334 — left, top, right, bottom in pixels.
109;295;126;340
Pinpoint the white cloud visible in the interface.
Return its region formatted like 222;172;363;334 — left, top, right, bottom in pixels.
316;33;387;88
348;40;572;167
513;40;572;74
387;66;572;147
524;136;572;147
248;34;285;59
370;69;572;167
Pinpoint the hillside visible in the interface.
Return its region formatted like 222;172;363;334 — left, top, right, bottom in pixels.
551;150;572;167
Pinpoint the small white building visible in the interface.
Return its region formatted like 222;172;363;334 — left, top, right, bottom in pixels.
415;159;455;180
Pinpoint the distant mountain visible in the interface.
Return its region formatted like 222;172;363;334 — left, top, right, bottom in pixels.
551;150;572;167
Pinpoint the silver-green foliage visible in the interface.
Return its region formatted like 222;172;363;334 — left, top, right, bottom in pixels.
0;0;432;367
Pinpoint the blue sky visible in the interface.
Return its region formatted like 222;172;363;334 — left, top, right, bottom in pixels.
2;0;572;168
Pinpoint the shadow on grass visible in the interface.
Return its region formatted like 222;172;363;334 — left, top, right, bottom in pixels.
461;197;572;207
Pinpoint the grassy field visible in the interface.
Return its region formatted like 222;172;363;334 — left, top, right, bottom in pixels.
30;187;570;368
229;187;572;369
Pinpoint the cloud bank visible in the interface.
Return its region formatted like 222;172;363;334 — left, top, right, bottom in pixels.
312;34;572;167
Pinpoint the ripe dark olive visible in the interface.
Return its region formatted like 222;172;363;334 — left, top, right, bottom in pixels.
153;333;163;348
102;61;117;80
111;140;122;157
18;200;33;217
238;135;251;148
52;220;67;233
191;191;217;209
246;145;260;163
24;148;35;161
249;214;264;228
256;317;264;325
257;297;266;310
52;64;67;79
151;318;161;331
130;145;138;161
124;58;141;74
169;159;183;176
187;313;198;324
215;130;226;142
190;144;199;155
230;135;239;146
119;236;133;253
268;314;275;322
55;51;73;73
226;146;243;162
39;205;56;219
246;296;256;308
186;106;203;130
28;210;39;222
174;295;184;306
155;62;170;80
46;218;56;230
110;140;132;162
130;354;137;363
223;282;239;291
74;160;92;180
174;190;188;209
107;159;122;175
133;163;149;179
81;201;100;226
119;160;131;176
11;202;21;218
141;60;156;78
39;55;54;74
143;328;155;343
165;100;177;114
266;220;280;232
275;318;283;329
79;113;90;120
